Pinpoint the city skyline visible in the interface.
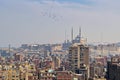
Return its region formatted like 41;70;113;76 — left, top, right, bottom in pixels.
0;0;120;47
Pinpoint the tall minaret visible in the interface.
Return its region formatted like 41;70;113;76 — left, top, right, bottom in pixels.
71;27;73;44
65;29;66;43
9;44;11;57
79;27;81;43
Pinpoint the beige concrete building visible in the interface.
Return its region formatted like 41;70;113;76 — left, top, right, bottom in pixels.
3;69;20;80
52;56;61;69
69;43;89;72
69;43;89;79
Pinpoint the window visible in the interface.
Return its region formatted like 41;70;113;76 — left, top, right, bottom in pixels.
75;60;78;63
80;53;83;56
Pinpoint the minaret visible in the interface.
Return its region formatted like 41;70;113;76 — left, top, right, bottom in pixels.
65;29;66;43
71;27;73;44
9;44;11;57
79;27;81;43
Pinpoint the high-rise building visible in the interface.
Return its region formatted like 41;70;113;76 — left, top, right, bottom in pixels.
69;43;89;71
106;56;120;80
69;42;89;79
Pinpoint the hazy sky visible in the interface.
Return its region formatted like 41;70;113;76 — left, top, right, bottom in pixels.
0;0;120;47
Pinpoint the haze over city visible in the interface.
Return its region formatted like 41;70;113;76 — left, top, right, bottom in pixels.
0;0;120;47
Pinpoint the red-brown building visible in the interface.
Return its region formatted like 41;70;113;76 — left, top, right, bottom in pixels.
56;71;73;80
14;53;23;62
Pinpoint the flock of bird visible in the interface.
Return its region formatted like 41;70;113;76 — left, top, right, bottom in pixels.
39;0;63;21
